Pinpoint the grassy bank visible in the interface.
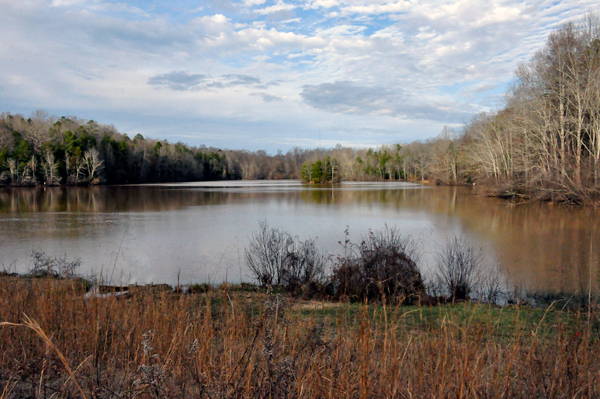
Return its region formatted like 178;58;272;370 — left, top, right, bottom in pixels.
1;276;599;398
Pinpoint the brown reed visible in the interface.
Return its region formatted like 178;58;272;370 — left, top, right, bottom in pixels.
0;276;598;398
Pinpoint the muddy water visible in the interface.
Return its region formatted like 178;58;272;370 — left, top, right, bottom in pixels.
0;181;598;293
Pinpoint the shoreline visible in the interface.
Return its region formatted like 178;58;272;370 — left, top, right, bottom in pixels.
3;273;598;311
3;180;599;207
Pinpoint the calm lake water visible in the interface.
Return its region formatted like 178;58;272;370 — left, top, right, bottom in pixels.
1;181;599;293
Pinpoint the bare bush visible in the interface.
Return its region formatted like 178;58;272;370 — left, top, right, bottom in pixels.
245;221;327;292
432;236;482;300
246;221;294;287
427;236;512;304
331;226;424;304
281;237;327;294
476;263;509;304
29;250;82;278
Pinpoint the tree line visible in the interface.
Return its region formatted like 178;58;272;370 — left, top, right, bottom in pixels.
0;112;293;185
463;12;600;203
1;13;599;203
0;110;448;187
301;11;600;204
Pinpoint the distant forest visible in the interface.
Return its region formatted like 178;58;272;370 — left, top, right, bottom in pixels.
1;13;599;203
0;112;415;185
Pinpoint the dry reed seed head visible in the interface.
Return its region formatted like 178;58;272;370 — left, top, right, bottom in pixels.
141;330;156;357
277;356;295;393
306;322;328;352
189;338;199;355
134;331;168;398
133;363;167;396
262;329;275;360
264;295;288;324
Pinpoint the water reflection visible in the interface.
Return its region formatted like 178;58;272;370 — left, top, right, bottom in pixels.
0;182;598;294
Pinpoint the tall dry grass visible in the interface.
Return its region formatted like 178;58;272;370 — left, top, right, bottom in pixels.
1;276;599;398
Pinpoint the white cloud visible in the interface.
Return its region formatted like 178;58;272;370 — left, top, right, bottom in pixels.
1;0;599;150
50;0;88;6
89;2;150;17
280;17;302;24
306;0;340;9
299;81;474;121
200;13;229;24
243;0;267;5
253;0;297;15
341;1;410;15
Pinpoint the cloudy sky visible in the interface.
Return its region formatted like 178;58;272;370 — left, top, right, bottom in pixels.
0;0;598;152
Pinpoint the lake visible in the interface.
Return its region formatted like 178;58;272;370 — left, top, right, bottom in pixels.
1;181;598;294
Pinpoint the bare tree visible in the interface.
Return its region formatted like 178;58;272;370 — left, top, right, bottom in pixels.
26;156;37;184
42;151;61;185
6;158;18;184
82;148;104;183
430;126;460;184
461;12;600;202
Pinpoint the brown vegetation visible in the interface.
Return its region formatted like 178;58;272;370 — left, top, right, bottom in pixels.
1;276;600;398
305;12;600;203
331;226;425;305
456;13;600;203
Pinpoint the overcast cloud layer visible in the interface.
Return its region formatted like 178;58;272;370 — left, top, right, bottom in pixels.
0;0;598;151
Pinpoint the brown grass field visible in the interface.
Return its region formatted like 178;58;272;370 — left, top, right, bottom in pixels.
1;276;599;398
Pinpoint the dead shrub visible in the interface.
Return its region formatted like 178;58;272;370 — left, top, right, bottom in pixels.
28;250;82;278
245;221;327;293
432;235;507;302
432;236;483;300
331;226;424;304
280;237;327;295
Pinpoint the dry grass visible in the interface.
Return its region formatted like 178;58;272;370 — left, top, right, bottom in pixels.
1;276;599;398
291;301;342;311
